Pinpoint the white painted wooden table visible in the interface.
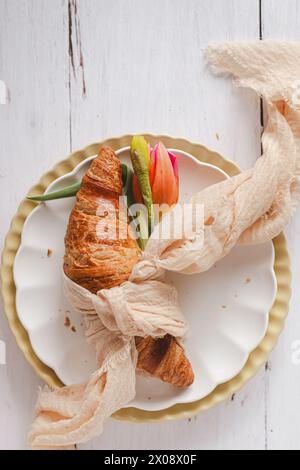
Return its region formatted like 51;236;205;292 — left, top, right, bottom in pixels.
1;0;300;450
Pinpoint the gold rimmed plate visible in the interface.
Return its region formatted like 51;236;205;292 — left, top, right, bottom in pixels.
1;135;291;422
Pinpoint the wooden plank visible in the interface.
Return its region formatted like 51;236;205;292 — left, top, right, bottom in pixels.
0;0;271;450
262;0;300;451
69;0;262;171
0;0;70;449
69;0;263;451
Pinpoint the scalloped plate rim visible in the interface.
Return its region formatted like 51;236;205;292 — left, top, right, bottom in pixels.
13;146;277;411
0;134;291;423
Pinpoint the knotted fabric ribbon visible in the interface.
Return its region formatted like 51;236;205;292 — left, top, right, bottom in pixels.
29;42;300;449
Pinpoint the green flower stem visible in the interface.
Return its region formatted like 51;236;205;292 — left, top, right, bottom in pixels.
27;163;130;202
135;210;149;250
130;135;153;229
27;181;81;201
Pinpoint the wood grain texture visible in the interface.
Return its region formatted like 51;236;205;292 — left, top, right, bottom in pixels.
71;0;263;450
262;0;300;451
0;0;298;450
0;0;70;450
68;0;261;170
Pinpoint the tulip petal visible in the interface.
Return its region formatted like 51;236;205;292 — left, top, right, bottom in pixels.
151;142;179;206
149;144;158;187
168;151;179;188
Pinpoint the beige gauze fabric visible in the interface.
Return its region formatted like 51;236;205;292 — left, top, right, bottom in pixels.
29;42;300;449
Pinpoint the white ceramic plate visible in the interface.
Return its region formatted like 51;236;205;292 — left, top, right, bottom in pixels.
14;147;276;411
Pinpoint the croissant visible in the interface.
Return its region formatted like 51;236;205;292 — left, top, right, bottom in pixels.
64;147;194;388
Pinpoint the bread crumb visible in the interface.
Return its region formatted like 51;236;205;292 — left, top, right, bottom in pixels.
205;216;215;226
64;316;71;328
47;248;53;257
71;326;76;333
246;277;251;284
100;210;108;217
265;361;272;371
222;305;227;309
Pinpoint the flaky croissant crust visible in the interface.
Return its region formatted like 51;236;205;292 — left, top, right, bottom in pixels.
64;147;140;293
